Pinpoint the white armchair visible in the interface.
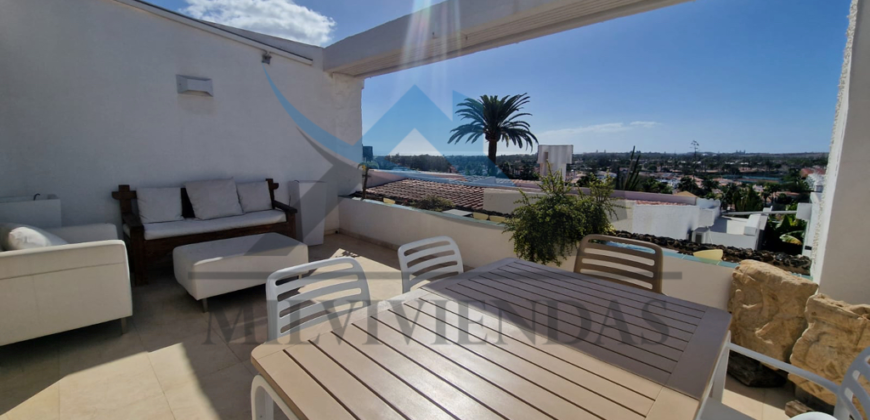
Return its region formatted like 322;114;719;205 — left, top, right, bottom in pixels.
0;223;132;346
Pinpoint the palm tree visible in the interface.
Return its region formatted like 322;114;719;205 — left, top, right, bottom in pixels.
701;178;719;194
449;94;538;165
678;176;697;193
357;161;378;200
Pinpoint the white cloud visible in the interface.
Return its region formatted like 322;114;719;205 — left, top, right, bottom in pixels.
539;121;662;138
183;0;335;46
629;121;662;128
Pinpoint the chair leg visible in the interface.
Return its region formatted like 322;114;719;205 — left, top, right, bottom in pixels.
711;335;730;402
251;375;297;420
120;317;129;335
201;298;208;313
130;244;148;286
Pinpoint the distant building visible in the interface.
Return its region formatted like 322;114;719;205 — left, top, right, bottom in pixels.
537;145;573;180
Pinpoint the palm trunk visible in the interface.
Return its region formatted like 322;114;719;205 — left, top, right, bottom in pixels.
487;138;498;166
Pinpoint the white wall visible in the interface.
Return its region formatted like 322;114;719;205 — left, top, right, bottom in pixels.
706;231;757;249
339;198;516;269
0;0;364;232
339;197;734;310
812;0;870;303
631;204;699;240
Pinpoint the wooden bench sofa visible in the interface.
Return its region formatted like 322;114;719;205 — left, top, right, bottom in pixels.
112;179;297;285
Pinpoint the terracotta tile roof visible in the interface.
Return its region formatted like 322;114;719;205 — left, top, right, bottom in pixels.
366;179;484;210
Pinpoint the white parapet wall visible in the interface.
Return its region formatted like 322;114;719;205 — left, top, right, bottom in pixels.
338;197;734;310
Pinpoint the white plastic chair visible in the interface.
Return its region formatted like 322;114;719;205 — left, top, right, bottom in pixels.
265;257;372;341
702;341;870;420
253;257;371;420
397;236;463;293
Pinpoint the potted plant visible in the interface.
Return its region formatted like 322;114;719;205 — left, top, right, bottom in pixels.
503;167;617;266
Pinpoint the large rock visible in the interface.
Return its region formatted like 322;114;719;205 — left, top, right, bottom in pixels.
789;295;870;406
729;260;819;361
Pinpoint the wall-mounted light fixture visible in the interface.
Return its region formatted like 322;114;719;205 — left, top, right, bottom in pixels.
262;51;272;65
176;75;213;97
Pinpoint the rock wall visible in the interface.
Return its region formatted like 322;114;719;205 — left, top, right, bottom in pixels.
729;260;819;361
790;295;870;406
611;231;812;275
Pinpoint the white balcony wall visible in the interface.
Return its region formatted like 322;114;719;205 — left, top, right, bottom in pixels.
0;0;363;232
812;0;870;304
339;197;734;310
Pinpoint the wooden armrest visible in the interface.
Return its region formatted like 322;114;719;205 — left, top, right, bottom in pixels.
272;200;298;215
122;213;143;230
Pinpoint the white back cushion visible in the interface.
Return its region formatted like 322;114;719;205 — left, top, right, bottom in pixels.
1;223;68;250
184;179;243;220
237;182;272;213
137;187;183;224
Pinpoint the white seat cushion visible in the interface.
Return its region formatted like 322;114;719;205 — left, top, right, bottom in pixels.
136;187;183;224
237;181;273;213
184;179;243;220
173;233;308;300
124;210;286;240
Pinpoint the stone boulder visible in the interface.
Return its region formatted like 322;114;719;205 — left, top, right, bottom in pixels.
789;295;870;406
729;260;819;361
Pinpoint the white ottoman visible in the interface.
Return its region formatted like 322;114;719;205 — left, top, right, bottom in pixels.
173;233;308;311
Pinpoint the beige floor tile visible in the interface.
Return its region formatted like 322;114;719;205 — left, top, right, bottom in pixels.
59;353;163;420
135;314;211;353
761;385;793;420
88;394;174;420
241;360;260;377
164;363;254;420
0;336;61;415
4;383;59;420
58;321;146;377
210;314;269;364
148;331;240;391
0;335;60;393
723;376;766;420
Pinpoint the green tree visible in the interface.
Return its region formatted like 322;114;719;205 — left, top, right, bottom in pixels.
449;94;539;165
701;178;719;195
614;147;642;191
678;176;697;194
734;185;764;212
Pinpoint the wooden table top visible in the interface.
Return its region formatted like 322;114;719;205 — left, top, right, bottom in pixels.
252;258;732;420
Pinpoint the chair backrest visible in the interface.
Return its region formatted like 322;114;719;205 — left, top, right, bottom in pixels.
834;347;870;420
266;257;371;341
398;236;463;293
574;234;664;294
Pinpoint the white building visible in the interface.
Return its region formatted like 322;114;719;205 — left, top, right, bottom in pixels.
807;173;826;192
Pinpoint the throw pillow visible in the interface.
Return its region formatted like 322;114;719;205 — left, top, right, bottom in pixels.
136;187;184;224
236;181;273;213
0;223;68;250
184;179;243;220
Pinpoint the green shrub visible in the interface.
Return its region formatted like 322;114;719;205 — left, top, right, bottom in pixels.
414;195;454;212
503;168;616;266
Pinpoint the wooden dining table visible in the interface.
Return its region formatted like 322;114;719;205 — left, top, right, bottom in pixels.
251;257;732;420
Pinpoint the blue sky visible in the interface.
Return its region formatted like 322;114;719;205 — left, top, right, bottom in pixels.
149;0;850;154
